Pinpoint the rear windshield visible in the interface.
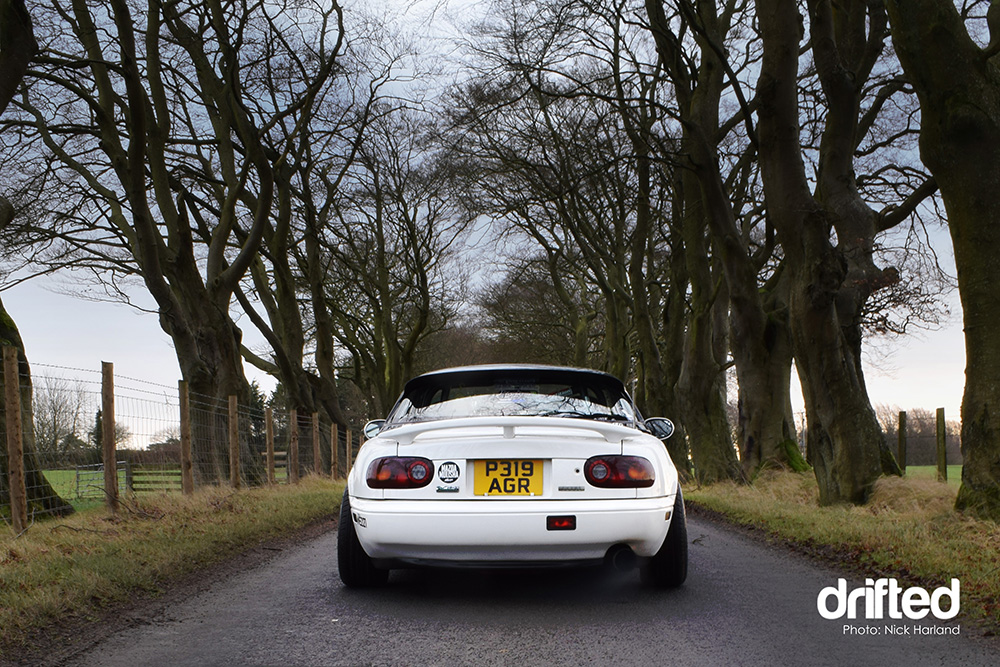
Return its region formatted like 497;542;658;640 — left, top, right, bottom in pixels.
385;368;640;426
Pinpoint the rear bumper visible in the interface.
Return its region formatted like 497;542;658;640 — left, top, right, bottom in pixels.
348;495;676;564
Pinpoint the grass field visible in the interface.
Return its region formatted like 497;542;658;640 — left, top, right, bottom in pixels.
41;468;124;512
41;467;291;512
904;464;962;488
41;469;76;499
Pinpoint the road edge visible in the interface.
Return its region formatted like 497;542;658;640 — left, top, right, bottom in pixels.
686;500;1000;643
1;514;340;667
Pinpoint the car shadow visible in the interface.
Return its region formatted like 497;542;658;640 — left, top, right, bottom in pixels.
338;563;686;608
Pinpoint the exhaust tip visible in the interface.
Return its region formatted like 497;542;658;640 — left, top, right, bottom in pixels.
605;544;637;572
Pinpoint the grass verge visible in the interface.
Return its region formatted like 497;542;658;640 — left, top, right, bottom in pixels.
0;476;343;657
686;470;1000;633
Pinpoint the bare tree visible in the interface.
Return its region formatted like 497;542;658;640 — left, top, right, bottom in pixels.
476;253;603;367
6;0;344;481
0;0;73;517
884;0;1000;518
642;0;800;477
754;0;937;504
230;5;385;433
449;76;640;382
31;375;89;464
447;0;705;477
324;107;474;414
231;10;457;433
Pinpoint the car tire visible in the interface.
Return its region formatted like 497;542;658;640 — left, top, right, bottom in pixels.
337;490;389;588
640;490;688;588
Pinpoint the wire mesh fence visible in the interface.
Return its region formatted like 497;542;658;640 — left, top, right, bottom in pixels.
2;349;360;529
795;407;961;480
6;347;964;528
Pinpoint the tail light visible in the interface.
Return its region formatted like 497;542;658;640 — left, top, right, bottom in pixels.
585;455;655;488
366;457;434;489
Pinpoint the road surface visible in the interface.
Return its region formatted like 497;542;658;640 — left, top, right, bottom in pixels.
53;512;999;666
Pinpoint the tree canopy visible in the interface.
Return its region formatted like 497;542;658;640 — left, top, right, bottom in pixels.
2;0;994;515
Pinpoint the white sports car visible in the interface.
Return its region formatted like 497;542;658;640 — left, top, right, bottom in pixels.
338;364;687;588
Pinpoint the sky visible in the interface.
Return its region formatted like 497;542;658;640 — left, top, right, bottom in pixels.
1;277;277;395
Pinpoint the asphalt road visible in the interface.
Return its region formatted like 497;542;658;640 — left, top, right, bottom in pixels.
56;512;999;667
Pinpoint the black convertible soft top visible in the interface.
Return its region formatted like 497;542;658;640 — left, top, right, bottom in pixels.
387;365;635;421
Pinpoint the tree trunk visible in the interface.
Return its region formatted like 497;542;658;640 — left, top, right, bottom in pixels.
0;0;37;117
687;92;800;477
629;152;666;415
677;172;739;483
644;0;799;477
658;228;693;479
755;0;886;504
0;297;73;518
1;5;70;517
808;0;905;480
678;267;739;484
886;0;1000;518
237;165;350;445
786;256;882;502
162;284;252;484
733;272;802;473
601;292;631;382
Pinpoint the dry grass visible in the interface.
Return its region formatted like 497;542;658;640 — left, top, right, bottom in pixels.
0;477;343;655
687;470;1000;632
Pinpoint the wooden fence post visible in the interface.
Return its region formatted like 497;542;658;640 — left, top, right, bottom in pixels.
3;346;27;533
346;428;353;470
312;412;321;475
289;409;300;484
266;407;275;485
102;361;119;513
228;395;240;489
178;381;194;495
897;410;907;473
937;407;947;482
331;423;339;479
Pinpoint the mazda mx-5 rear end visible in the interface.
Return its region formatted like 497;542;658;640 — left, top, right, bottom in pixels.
337;365;687;588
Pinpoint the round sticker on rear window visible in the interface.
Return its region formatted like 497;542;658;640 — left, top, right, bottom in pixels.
438;461;460;483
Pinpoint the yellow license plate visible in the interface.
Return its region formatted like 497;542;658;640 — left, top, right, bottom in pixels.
473;459;543;496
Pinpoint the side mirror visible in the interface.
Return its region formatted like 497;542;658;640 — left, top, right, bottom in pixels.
363;419;386;440
645;417;675;440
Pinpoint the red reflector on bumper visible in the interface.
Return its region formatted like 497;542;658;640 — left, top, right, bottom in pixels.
547;515;576;531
